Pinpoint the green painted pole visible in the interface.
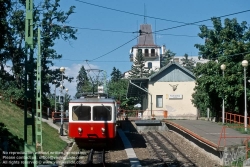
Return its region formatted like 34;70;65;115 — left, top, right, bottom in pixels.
36;28;42;152
25;0;36;166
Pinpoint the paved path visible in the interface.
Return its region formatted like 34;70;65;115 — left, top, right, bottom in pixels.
166;120;249;150
41;117;73;144
118;129;141;167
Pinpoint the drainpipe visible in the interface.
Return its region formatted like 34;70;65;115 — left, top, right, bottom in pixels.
129;80;152;116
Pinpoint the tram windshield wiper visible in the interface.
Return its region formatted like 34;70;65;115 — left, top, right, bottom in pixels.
73;104;83;112
102;104;111;112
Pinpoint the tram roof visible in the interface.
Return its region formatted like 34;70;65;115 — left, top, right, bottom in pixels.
69;98;116;103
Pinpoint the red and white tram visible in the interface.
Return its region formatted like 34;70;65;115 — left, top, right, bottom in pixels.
68;94;117;148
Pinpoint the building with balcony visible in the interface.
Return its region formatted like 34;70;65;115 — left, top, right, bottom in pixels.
126;24;166;78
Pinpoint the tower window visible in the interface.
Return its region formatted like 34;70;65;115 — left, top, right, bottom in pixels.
151;49;155;56
145;49;149;57
148;62;152;69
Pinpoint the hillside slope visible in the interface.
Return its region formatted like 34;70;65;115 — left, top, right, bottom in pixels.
0;100;67;152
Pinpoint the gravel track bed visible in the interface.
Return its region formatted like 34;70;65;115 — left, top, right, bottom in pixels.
119;121;220;167
63;121;221;166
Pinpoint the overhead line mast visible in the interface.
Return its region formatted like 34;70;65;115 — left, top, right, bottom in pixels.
25;0;37;166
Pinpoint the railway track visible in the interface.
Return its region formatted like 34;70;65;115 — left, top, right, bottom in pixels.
74;148;106;167
142;130;197;167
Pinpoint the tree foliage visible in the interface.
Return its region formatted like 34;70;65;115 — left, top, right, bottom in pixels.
108;79;128;100
75;65;92;97
0;0;77;106
160;49;176;67
193;17;250;116
110;67;123;82
38;0;76;102
0;0;11;50
129;50;149;78
181;53;196;72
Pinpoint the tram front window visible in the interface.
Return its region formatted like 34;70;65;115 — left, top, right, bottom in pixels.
72;106;91;121
93;106;111;121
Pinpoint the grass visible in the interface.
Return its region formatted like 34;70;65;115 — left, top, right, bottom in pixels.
217;122;250;134
0;100;67;153
217;122;250;165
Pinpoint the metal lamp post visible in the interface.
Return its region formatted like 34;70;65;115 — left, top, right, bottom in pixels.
65;88;69;113
220;64;226;124
59;67;65;136
53;80;57;113
242;60;248;132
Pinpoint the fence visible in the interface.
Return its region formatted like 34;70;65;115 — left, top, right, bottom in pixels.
224;112;250;126
118;109;167;120
51;111;69;123
218;125;250;160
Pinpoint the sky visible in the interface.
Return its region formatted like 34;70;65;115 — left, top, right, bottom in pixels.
51;0;250;98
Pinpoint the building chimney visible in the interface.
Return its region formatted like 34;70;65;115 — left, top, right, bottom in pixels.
161;45;166;54
173;58;179;63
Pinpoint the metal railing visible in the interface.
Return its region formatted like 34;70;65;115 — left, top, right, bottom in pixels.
52;111;69;123
224;112;250;126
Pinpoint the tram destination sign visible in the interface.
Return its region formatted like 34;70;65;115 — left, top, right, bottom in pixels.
168;94;183;99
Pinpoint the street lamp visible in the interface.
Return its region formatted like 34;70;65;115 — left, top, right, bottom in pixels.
59;67;65;136
220;64;226;124
53;80;58;113
242;60;248;132
65;88;69;111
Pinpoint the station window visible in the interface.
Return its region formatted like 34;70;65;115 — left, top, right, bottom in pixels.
156;95;163;108
72;106;91;121
93;106;112;121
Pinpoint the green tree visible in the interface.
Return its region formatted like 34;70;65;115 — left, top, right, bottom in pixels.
160;49;176;67
108;79;128;100
129;50;149;78
0;0;11;50
193;17;250;116
38;0;76;99
75;65;92;97
0;0;77;105
192;61;222;117
0;0;26;100
110;67;123;82
181;53;196;72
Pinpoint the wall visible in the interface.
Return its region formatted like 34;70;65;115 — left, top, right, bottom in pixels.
142;81;197;119
131;47;161;70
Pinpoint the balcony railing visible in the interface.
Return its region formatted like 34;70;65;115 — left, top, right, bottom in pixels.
129;53;159;61
143;53;159;58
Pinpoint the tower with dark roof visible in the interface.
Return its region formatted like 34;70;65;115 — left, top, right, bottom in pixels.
129;24;165;72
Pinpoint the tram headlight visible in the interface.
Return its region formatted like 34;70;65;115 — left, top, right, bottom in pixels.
78;127;82;133
101;128;105;133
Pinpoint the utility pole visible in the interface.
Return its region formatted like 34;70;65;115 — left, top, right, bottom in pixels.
36;28;43;152
24;0;36;166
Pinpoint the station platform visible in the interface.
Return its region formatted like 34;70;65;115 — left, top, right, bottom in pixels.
164;120;250;151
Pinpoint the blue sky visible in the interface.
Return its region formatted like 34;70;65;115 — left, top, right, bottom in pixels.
52;0;250;97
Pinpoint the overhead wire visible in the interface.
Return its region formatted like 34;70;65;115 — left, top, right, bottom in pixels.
85;7;250;62
74;0;250;34
88;35;139;62
153;9;250;34
74;0;205;27
40;2;250;63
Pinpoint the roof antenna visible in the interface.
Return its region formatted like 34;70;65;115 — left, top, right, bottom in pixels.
144;4;147;24
155;19;157;45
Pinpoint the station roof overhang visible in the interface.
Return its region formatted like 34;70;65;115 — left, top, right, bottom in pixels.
126;78;149;98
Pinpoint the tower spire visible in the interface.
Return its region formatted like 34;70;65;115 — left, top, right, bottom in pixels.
144;4;147;24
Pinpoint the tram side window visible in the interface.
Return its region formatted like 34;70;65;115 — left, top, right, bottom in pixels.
72;106;91;121
93;106;112;121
